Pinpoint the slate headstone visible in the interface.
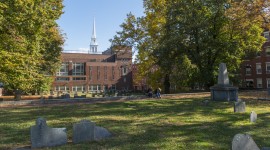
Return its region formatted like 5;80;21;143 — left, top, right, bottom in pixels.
72;120;95;143
232;133;260;150
30;118;67;148
250;111;257;123
72;120;112;143
234;101;246;113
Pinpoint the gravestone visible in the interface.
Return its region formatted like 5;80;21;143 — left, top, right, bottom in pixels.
30;118;67;148
234;101;246;113
72;120;111;143
210;63;238;101
72;120;95;143
232;133;260;150
250;111;257;123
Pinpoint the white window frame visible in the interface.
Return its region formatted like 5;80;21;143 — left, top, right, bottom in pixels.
245;66;251;75
256;63;262;74
267;78;270;88
256;78;262;88
266;47;270;56
56;62;69;76
72;63;85;75
266;62;270;74
72;86;85;92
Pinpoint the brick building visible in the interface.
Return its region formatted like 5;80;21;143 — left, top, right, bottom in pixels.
52;47;133;92
240;30;270;89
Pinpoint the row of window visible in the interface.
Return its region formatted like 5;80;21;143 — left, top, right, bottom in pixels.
55;84;116;92
56;63;129;77
245;78;270;88
245;62;270;75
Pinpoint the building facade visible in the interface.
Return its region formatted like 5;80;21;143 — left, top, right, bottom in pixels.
240;30;270;89
52;47;133;92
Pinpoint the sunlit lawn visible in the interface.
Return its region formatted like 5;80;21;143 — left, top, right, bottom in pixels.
1;94;270;149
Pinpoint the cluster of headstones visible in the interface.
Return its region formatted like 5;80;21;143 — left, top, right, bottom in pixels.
232;133;270;150
234;100;257;123
30;118;111;148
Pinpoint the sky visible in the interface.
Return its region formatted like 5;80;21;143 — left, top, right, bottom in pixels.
57;0;145;53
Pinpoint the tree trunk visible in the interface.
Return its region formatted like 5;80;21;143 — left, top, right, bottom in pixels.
164;74;170;94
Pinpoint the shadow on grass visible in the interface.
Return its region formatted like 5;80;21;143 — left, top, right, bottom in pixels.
0;98;270;149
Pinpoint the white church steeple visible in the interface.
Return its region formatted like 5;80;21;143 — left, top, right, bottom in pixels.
89;18;98;53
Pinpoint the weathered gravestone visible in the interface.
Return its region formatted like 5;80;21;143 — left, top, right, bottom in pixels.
73;120;95;143
210;63;238;101
73;120;111;143
234;101;246;113
232;133;260;150
250;111;257;123
30;118;67;148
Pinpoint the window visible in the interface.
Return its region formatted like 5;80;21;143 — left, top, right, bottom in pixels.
72;77;86;80
267;78;270;88
264;31;270;41
245;65;251;75
111;84;116;90
72;63;85;75
256;63;262;74
266;62;270;74
55;86;69;91
122;66;128;76
56;62;68;76
72;85;85;92
245;79;254;88
89;66;92;80
257;78;262;88
55;77;69;81
88;85;101;92
266;47;270;55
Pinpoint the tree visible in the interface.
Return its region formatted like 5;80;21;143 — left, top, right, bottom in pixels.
0;0;64;99
157;0;268;88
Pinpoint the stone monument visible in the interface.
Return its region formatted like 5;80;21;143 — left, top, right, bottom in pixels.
30;118;67;148
210;63;238;101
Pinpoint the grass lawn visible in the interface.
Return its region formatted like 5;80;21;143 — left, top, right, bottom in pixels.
1;93;270;149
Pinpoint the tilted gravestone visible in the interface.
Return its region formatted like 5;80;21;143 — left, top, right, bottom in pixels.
234;101;246;113
232;133;260;150
250;111;257;123
31;118;67;148
210;63;238;101
73;120;111;143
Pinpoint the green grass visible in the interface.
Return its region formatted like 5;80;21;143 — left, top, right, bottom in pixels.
1;97;270;149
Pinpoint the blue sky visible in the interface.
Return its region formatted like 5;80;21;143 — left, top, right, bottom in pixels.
57;0;145;53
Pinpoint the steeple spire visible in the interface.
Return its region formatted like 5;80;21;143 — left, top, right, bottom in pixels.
89;18;98;53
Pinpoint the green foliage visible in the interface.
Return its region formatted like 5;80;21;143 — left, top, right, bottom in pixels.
0;0;64;94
